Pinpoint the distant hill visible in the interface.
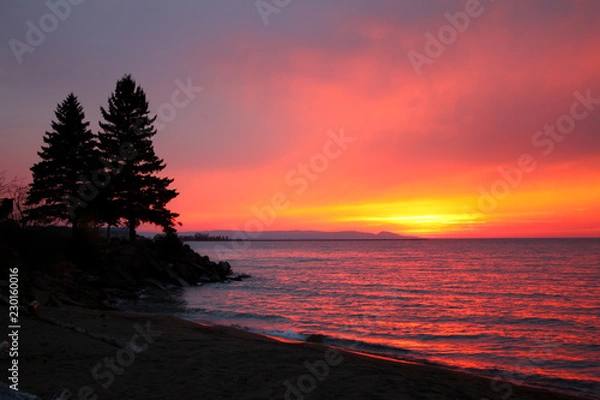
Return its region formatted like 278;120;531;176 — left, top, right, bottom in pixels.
177;230;419;241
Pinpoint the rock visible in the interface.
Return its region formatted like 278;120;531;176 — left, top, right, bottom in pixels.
50;238;241;297
108;267;137;286
172;262;196;284
55;292;87;307
31;288;51;305
212;261;232;281
31;274;53;291
198;272;212;283
144;278;168;290
176;277;190;287
48;293;63;308
27;301;40;316
228;273;251;281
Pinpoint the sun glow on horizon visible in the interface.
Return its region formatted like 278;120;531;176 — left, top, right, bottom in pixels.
3;1;600;239
337;213;485;234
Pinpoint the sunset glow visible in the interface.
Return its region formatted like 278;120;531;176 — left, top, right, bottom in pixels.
2;3;600;398
2;1;599;237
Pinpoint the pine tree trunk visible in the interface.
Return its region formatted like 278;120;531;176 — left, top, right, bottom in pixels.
72;219;80;241
128;221;136;241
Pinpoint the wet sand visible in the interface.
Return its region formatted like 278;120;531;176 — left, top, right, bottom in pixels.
3;306;588;400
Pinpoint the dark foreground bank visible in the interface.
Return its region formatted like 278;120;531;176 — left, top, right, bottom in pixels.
0;306;589;400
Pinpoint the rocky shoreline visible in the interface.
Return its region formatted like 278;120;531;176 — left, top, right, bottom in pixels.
4;236;249;311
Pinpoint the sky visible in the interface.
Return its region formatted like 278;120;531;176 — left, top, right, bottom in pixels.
1;0;599;238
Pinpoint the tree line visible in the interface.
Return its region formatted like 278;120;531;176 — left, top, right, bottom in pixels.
178;233;231;242
23;74;179;241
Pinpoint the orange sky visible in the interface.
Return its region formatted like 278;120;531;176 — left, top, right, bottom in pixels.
1;1;600;237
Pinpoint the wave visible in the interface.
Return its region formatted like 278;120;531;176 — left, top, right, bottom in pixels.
465;367;600;400
261;328;307;341
179;307;292;323
197;321;600;399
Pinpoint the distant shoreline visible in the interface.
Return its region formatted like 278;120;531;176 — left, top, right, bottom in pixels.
181;238;427;242
180;237;599;241
176;229;419;241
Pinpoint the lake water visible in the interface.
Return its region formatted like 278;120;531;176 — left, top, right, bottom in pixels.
130;239;600;398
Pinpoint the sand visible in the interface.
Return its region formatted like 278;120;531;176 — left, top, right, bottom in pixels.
1;306;588;400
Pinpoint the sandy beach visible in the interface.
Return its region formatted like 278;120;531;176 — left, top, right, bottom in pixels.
3;305;588;400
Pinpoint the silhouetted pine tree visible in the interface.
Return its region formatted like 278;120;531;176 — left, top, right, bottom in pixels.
98;74;179;240
26;93;98;228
